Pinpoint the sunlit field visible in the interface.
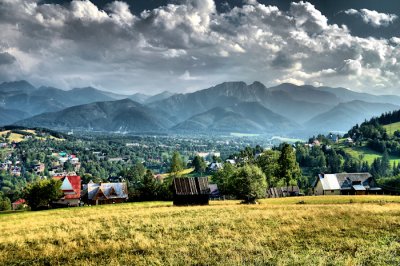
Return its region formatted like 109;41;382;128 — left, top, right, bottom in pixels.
1;196;400;265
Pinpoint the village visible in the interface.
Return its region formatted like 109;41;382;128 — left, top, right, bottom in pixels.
1;127;399;212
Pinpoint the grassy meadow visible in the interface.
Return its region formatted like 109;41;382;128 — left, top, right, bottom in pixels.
337;140;400;165
1;196;400;265
383;122;400;136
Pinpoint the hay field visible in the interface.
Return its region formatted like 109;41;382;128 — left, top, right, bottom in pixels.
1;196;400;265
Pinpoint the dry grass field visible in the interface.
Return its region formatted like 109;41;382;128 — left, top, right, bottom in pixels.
1;196;400;265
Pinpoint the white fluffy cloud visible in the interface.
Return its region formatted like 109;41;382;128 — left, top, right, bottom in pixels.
344;8;398;27
0;0;400;94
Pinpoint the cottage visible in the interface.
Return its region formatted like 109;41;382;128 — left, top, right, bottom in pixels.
53;175;81;206
83;181;128;205
10;166;21;176
0;163;8;171
208;162;223;172
33;162;45;174
225;159;236;165
267;186;301;198
328;133;339;143
173;177;210;206
313;173;381;195
209;184;222;199
12;199;26;210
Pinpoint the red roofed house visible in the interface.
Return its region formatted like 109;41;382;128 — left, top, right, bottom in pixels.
53;175;81;207
12;199;27;210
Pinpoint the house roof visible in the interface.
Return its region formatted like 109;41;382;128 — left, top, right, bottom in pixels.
12;199;26;205
318;174;341;190
209;184;220;197
53;175;81;199
315;173;379;191
352;185;366;191
173;177;210;195
87;182;128;200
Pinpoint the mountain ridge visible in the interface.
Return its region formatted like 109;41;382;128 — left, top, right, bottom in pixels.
5;80;400;136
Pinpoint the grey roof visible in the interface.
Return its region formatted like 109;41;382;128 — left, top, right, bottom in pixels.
87;182;128;200
318;174;341;190
352;185;366;191
173;177;210;195
209;184;220;197
316;173;379;191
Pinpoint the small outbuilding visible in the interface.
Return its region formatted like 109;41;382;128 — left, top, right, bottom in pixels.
267;186;301;198
173;177;210;206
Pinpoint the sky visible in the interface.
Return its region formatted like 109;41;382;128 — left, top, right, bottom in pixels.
1;0;400;94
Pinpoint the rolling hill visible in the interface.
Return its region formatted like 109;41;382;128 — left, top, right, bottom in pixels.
0;107;29;126
15;99;172;133
173;102;297;133
316;86;400;106
305;100;400;133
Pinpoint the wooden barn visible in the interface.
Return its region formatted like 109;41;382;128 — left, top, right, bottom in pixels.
173;177;210;206
267;186;301;198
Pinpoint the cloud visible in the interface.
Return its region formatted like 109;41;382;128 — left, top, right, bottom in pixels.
179;70;200;80
344;8;398;27
0;52;16;65
0;0;399;94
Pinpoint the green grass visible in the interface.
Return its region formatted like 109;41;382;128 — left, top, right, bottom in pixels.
1;196;400;265
384;122;400;136
158;168;195;178
338;141;400;165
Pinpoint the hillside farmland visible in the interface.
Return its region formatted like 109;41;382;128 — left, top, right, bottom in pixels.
1;196;400;265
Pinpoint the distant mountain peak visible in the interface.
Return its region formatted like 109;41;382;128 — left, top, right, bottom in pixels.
0;80;36;91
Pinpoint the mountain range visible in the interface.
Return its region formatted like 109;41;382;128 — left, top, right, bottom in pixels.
1;80;400;137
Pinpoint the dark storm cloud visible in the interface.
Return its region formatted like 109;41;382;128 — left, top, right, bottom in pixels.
271;53;294;69
0;0;400;94
0;52;16;65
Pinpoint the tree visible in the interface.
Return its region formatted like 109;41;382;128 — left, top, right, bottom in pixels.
64;161;74;172
381;150;390;177
24;179;63;210
212;162;236;195
192;155;207;174
230;164;267;204
0;192;11;211
124;162;146;183
169;151;183;177
327;149;342;173
256;150;279;187
140;170;159;201
278;143;301;187
212;155;222;163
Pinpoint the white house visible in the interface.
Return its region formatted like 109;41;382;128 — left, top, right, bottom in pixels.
313;173;381;195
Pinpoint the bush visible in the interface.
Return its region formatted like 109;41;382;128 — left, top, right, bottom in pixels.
230;164;267;204
24;179;63;211
0;196;11;211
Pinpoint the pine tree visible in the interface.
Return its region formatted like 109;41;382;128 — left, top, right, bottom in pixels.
277;143;301;187
381;150;390;177
169;151;184;177
192;155;207;174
